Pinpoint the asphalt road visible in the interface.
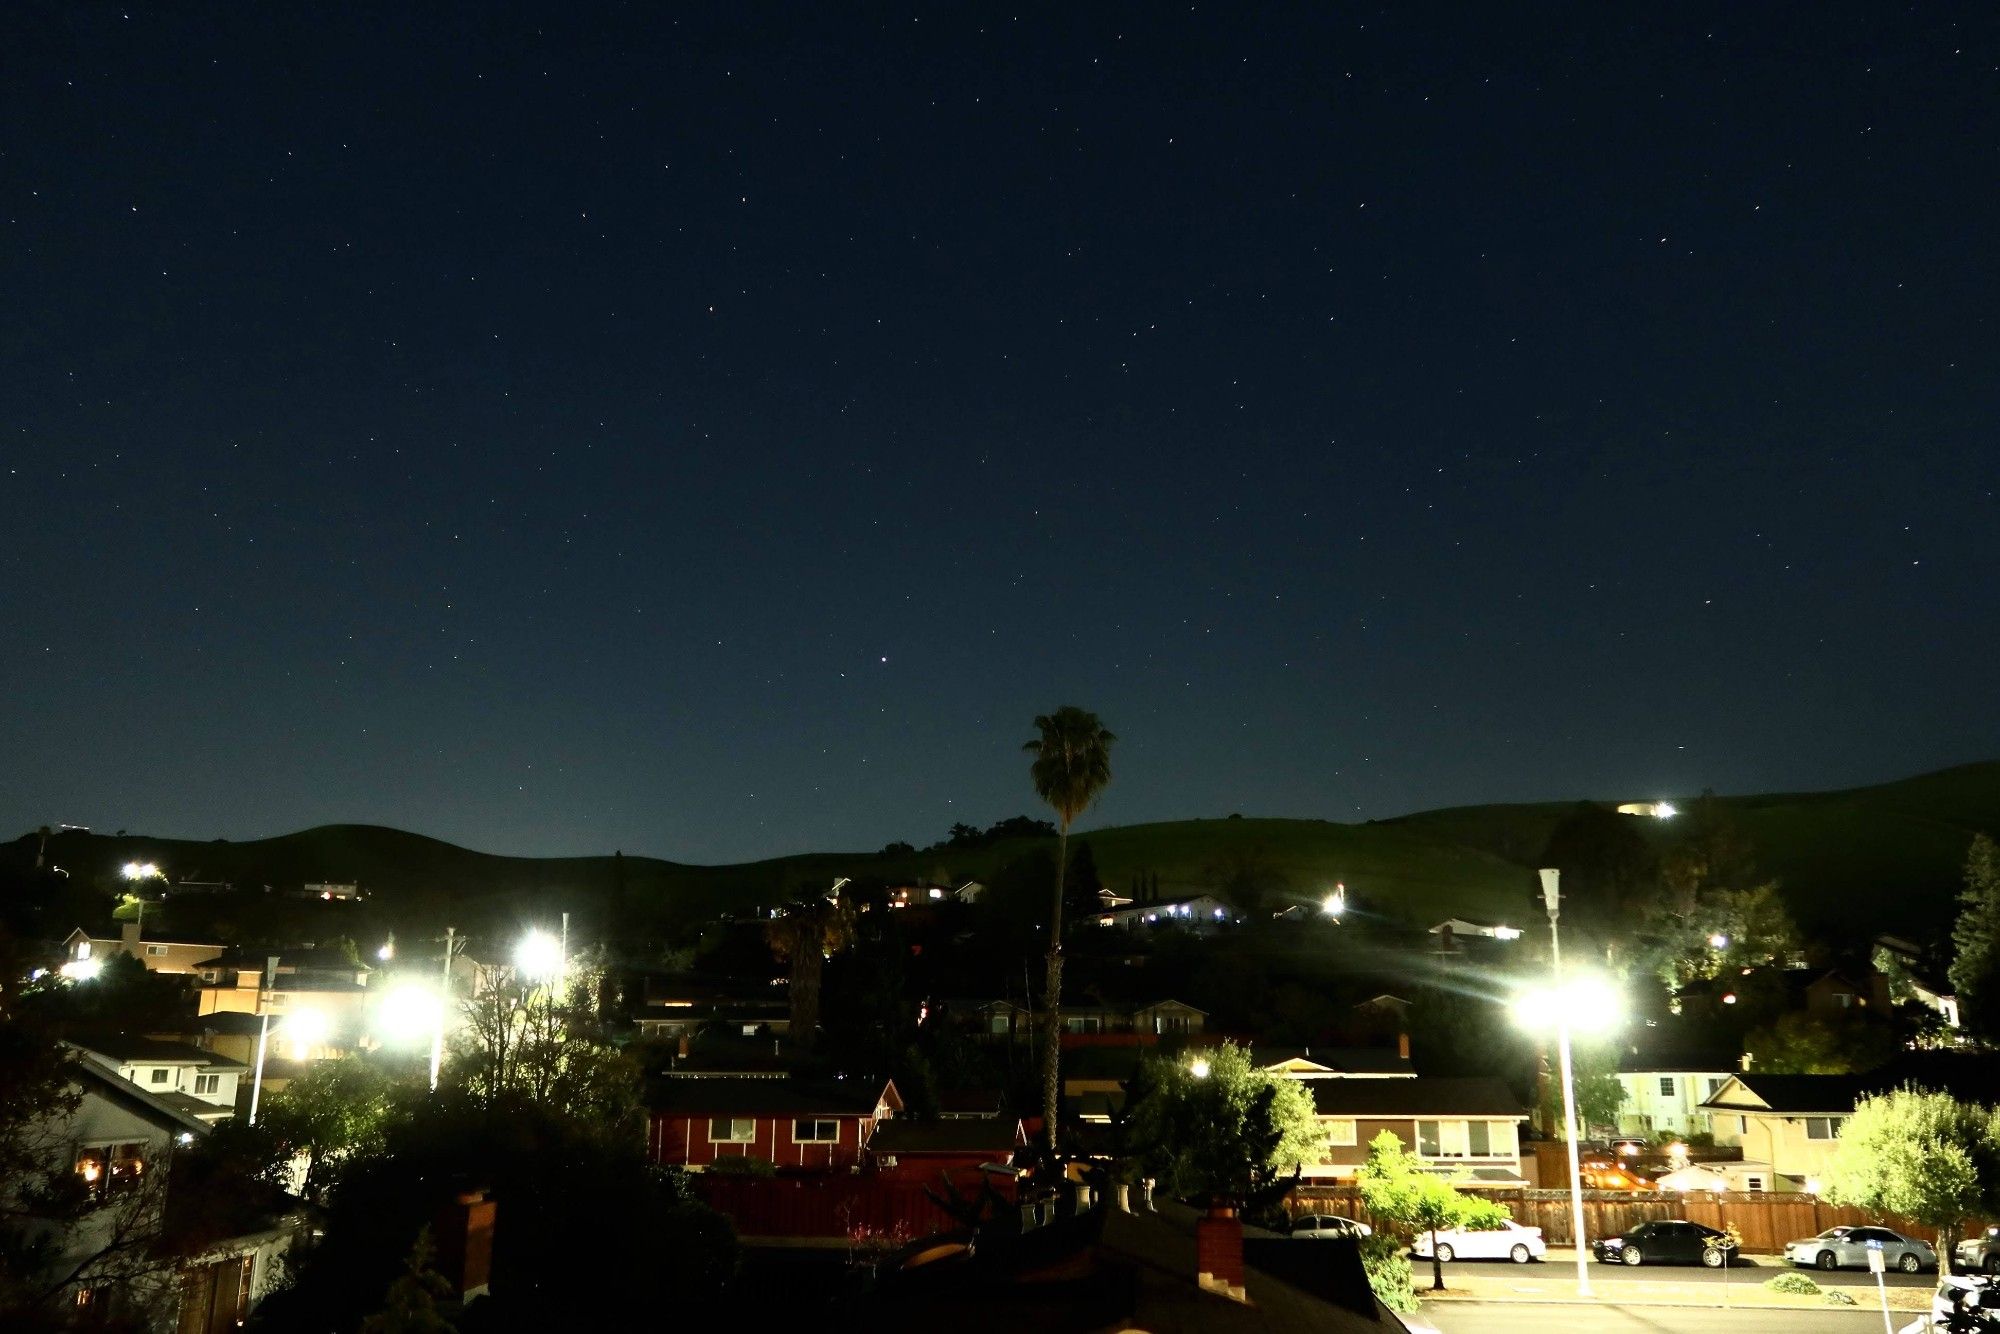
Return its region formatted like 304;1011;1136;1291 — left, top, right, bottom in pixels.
1476;1250;1937;1289
1418;1302;1902;1333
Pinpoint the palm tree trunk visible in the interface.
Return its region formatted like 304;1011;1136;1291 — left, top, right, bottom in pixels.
1042;824;1069;1150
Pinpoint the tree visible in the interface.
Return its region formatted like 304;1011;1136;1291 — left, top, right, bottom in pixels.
359;1228;457;1334
448;960;642;1132
1537;803;1660;956
1822;1087;2000;1273
1743;1011;1899;1075
764;884;856;1050
258;1057;398;1200
1124;1042;1322;1207
1023;706;1116;1149
1534;1035;1626;1138
1356;1130;1510;1292
1950;835;2000;1039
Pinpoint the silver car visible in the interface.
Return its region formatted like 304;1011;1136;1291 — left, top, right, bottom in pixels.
1785;1225;1936;1273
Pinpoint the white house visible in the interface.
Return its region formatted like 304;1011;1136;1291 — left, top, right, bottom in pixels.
1614;1052;1743;1140
71;1036;245;1124
1095;895;1237;930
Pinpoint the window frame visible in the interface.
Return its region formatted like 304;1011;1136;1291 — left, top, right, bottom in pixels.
146;944;168;957
1322;1118;1358;1147
1658;1076;1676;1097
194;1073;220;1095
707;1117;756;1145
792;1118;840;1144
149;1067;170;1085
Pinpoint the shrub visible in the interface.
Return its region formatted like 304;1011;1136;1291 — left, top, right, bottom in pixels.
1765;1272;1821;1296
1360;1233;1418;1314
704;1155;776;1177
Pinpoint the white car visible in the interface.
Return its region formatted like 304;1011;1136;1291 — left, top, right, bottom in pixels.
1411;1220;1546;1264
1288;1213;1372;1240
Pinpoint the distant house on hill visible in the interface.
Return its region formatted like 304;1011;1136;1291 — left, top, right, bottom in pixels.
646;1075;902;1171
1094;895;1237;930
1426;918;1524;948
193;948;373;1056
1256;1044;1414;1080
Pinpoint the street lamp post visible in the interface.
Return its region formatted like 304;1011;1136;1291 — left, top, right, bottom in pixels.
1538;867;1594;1298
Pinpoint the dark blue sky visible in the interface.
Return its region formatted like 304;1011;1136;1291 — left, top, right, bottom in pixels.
4;4;1995;861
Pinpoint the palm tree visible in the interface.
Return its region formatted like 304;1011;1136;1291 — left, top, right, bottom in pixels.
764;882;855;1050
1024;706;1116;1150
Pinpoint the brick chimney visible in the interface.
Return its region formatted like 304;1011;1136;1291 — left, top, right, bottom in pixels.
1196;1208;1246;1302
433;1189;496;1302
1397;1030;1410;1062
120;917;141;956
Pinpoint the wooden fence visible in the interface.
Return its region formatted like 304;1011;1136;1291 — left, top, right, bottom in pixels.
1292;1186;1964;1254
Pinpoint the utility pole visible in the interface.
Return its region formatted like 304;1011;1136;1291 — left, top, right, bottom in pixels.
248;953;280;1126
429;927;456;1092
1540;868;1592;1299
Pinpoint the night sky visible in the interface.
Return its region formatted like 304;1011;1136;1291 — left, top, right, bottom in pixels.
4;5;1996;861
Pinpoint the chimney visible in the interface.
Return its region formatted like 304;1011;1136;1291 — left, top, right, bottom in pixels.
120;917;141;954
1196;1208;1247;1302
1397;1031;1411;1062
433;1189;496;1302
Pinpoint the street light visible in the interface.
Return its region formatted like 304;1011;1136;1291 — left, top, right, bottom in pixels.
1517;867;1621;1298
378;982;444;1044
283;1008;329;1060
515;928;564;983
1189;1057;1211;1079
121;861;161;882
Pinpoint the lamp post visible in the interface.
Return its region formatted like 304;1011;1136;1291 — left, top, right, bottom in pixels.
248;954;279;1126
1540;868;1592;1298
429;926;457;1092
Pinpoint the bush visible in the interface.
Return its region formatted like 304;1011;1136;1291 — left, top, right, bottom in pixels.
704;1155;777;1177
1360;1233;1417;1315
1765;1272;1821;1296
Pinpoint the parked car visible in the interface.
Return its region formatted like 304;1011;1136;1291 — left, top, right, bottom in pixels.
1593;1220;1738;1267
1957;1226;2000;1275
1288;1213;1371;1240
1411;1220;1546;1264
1784;1225;1935;1273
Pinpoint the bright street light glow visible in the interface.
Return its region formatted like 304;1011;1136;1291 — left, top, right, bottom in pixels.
515;928;565;983
61;958;103;981
1708;933;1729;949
1512;976;1625;1035
1321;886;1345;917
1654;803;1678;819
378;983;445;1043
282;1009;329;1057
122;861;161;880
1189;1058;1211;1078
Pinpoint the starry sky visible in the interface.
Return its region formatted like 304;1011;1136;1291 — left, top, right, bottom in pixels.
3;4;1996;862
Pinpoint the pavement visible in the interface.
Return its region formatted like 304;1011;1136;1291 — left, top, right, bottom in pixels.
1416;1303;1900;1333
1498;1246;1935;1292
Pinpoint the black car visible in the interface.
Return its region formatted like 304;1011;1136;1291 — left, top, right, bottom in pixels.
1593;1220;1738;1268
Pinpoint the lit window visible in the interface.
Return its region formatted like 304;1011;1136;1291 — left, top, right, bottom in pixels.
707;1118;755;1144
793;1119;839;1143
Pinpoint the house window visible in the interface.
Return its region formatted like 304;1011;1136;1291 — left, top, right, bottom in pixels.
708;1118;755;1144
1063;1015;1102;1034
1416;1121;1442;1156
1658;1076;1676;1097
1707;1078;1726;1098
146;944;168;957
1323;1119;1357;1147
194;1074;220;1095
149;1068;169;1084
76;1143;146;1198
1743;1175;1766;1191
1805;1116;1844;1141
793;1119;839;1143
1467;1121;1492;1156
740;1024;759;1037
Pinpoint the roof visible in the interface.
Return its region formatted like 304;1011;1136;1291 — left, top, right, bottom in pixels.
868;1119;1024;1155
650;1077;898;1118
73;1034;245;1069
1306;1076;1527;1118
1707;1054;2000;1114
1257;1045;1414;1077
69;923;223;947
68;1052;214;1138
193;946;373;974
1702;1074;1871;1114
937;1088;1002;1116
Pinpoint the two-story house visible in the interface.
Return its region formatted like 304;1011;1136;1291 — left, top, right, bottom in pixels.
63;920;225;976
1614;1050;1743;1140
1697;1073;1866;1191
1;1052;309;1329
193;947;373;1055
647;1074;903;1171
1301;1077;1531;1185
72;1036;245;1124
1094;895;1238;930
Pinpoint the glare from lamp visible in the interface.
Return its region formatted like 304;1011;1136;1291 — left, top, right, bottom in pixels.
1512;975;1625;1035
1722;993;1738;1005
378;983;445;1043
1708;933;1729;950
61;958;103;982
1654;803;1677;819
515;928;565;983
1189;1058;1211;1079
282;1009;329;1058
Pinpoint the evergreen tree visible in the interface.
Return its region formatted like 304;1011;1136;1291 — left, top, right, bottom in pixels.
359;1229;457;1334
1950;835;2000;1039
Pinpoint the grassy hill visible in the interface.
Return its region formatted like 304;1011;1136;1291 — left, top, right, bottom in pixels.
11;761;1996;949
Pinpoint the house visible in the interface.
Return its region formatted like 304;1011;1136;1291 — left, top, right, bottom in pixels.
63;921;225;976
1256;1044;1415;1080
1613;1050;1743;1139
71;1036;246;1124
1426;918;1524;951
1299;1077;1531;1185
193;947;374;1055
1697;1073;1868;1191
869;1117;1026;1190
953;995;1207;1043
647;1076;903;1171
635;976;791;1041
0;1053;308;1328
1875;934;1961;1028
1094;895;1237;930
296;881;362;901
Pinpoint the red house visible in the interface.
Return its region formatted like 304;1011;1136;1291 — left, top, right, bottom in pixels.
868;1117;1026;1194
647;1076;903;1171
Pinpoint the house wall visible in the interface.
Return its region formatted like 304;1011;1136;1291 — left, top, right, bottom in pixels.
1738;1112;1846;1187
1616;1072;1734;1138
106;1061;240;1110
1306;1115;1524;1180
74;935;219;975
647;1111;878;1170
